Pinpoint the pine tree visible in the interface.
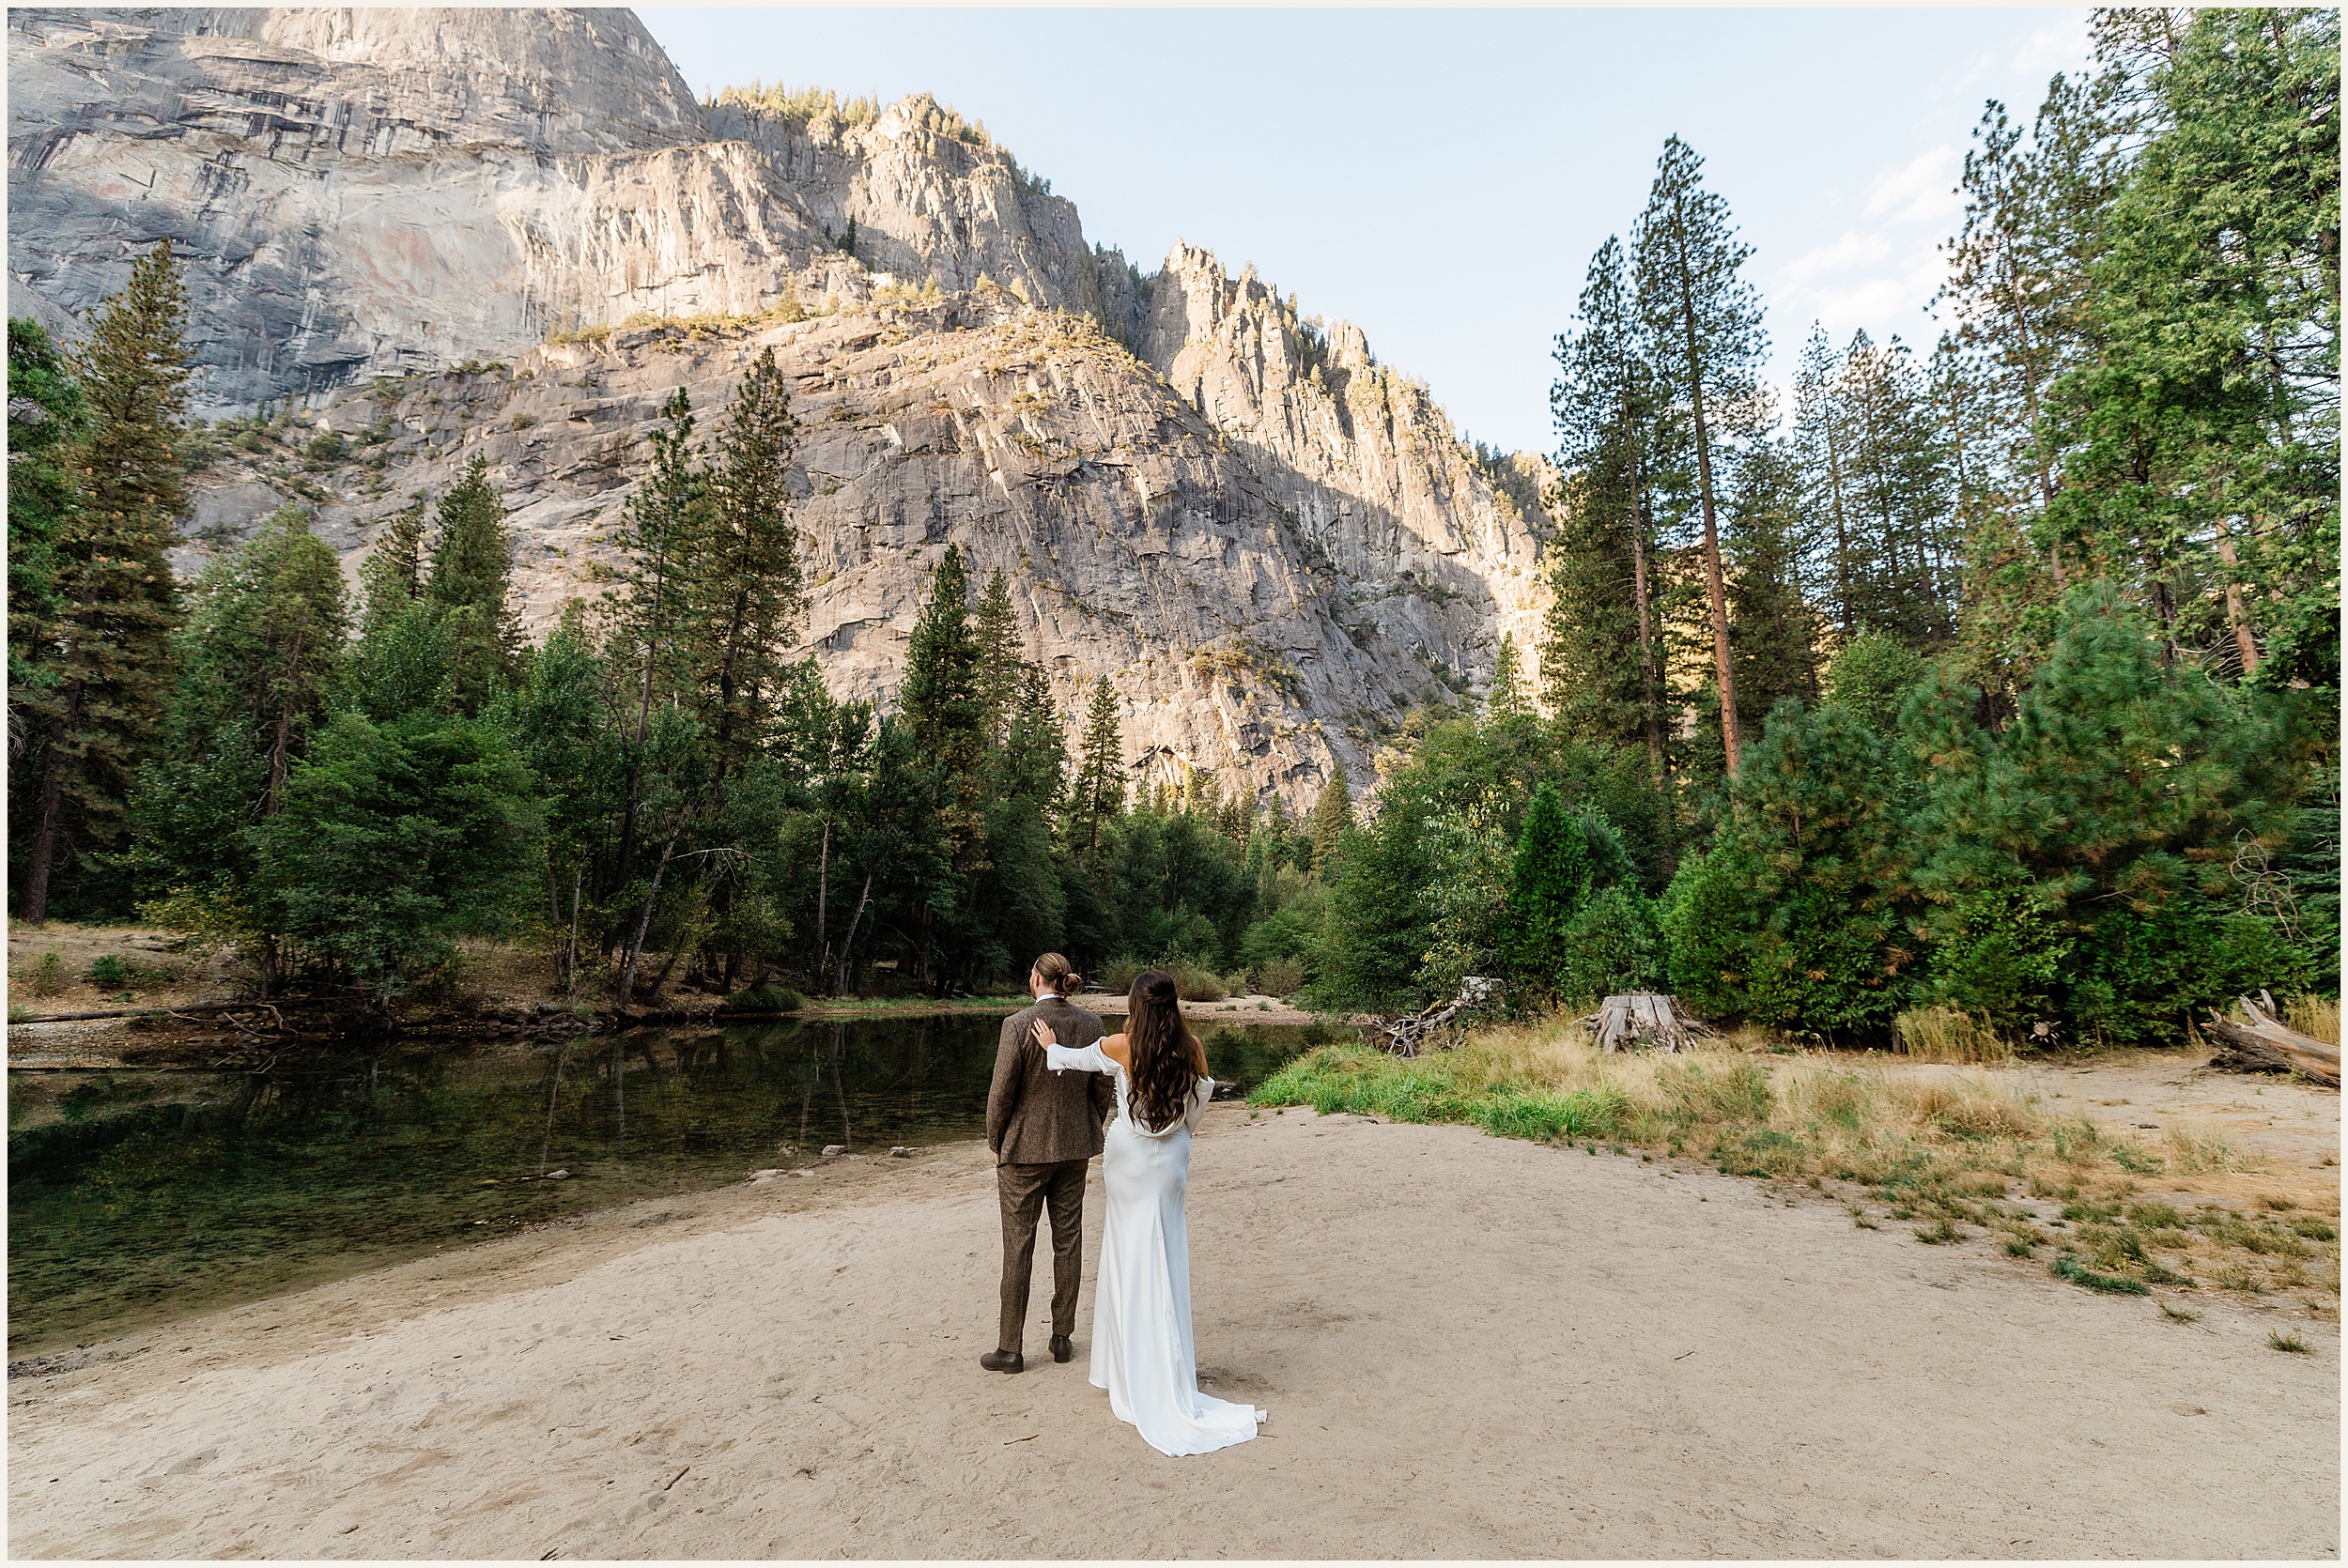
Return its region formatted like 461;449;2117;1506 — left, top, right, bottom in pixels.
15;242;190;920
899;544;987;870
174;504;351;810
1723;441;1819;729
2048;9;2340;689
1484;634;1530;723
1634;136;1768;773
1838;331;1956;644
611;388;707;740
425;453;520;714
1067;675;1125;856
1308;757;1353;870
685;346;805;773
8;318;83;728
1505;782;1592;992
972;567;1025;745
360;495;429;636
1549;236;1670;778
1791;323;1861;637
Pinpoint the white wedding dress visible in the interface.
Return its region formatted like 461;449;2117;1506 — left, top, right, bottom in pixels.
1044;1041;1266;1456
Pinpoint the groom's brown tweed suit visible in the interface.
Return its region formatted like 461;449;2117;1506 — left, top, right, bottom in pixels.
986;995;1114;1355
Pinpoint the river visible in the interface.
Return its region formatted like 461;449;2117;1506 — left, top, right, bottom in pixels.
7;1013;1326;1358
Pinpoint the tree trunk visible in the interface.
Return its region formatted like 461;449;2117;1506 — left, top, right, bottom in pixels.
1674;220;1740;773
617;829;683;1002
2212;519;2261;677
834;867;875;996
1629;500;1666;786
18;684;83;925
815;814;830;985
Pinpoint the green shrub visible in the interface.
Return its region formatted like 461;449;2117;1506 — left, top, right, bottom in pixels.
86;954;131;988
302;428;348;468
1254;955;1305;996
26;952;66;997
720;985;804;1013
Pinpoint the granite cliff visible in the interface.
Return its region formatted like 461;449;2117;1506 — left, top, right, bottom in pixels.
8;7;1553;805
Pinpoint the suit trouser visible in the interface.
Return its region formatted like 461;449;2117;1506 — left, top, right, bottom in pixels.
996;1158;1088;1353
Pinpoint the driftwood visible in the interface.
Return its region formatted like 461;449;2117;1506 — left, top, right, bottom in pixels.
2205;992;2340;1088
1580;992;1719;1053
1378;976;1505;1057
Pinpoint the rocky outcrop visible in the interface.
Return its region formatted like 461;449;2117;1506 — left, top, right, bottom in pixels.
15;7;1555;805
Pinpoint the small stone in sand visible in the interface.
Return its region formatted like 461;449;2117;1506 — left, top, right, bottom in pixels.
822;1145;847;1158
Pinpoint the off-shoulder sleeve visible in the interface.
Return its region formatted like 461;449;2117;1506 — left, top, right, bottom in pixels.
1044;1041;1115;1076
1183;1077;1213;1132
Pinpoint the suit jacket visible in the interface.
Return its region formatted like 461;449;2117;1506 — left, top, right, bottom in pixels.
988;996;1114;1165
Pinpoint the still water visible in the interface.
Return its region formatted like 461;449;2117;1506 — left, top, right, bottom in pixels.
8;1014;1321;1358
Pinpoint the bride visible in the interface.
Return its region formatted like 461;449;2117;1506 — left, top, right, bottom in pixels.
1031;968;1266;1456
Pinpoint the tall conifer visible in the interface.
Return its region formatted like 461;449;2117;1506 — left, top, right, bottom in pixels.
425;453;520;714
16;242;190;920
1634;137;1768;773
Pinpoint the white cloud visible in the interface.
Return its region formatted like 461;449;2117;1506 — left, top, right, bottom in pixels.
2010;14;2093;78
1864;146;1960;225
1778;228;1892;293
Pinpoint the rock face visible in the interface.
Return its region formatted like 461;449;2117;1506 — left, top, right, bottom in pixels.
11;7;1553;806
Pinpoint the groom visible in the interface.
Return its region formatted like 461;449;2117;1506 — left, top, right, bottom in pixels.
982;952;1113;1374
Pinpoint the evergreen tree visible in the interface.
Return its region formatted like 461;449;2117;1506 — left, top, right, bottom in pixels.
1505;782;1591;992
2048;9;2340;688
425;453;520;714
1484;633;1530;723
1634;136;1768;773
8;319;83;728
684;346;804;773
899;544;988;878
610;389;707;741
1308;757;1354;870
972;567;1025;744
1724;441;1820;729
15;243;190;920
1549;236;1672;777
1838;331;1956;644
173;504;351;810
1791;323;1862;638
360;496;429;636
1067;675;1125;857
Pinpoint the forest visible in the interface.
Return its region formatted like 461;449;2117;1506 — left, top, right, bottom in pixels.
6;8;2337;1046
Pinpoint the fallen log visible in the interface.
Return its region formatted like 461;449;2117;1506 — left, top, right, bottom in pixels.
2204;992;2340;1088
1580;992;1720;1053
1376;976;1505;1057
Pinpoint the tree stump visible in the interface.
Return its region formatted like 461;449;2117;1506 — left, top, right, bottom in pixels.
1582;992;1716;1053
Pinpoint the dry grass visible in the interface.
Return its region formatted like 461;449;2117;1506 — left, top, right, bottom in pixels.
1893;1005;2018;1064
1249;1018;2341;1302
2285;994;2340;1046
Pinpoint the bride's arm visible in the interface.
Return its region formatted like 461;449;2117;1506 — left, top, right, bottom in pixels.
1183;1033;1213;1131
1034;1017;1117;1075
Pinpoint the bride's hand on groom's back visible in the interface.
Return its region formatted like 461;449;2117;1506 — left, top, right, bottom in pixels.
1031;1018;1058;1048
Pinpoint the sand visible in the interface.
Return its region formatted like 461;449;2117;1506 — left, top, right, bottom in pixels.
8;1104;2339;1559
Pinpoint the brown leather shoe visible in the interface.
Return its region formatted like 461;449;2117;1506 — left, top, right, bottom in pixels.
981;1349;1024;1374
1049;1334;1074;1363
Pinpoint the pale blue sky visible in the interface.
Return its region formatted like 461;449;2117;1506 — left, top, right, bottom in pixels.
641;7;2097;456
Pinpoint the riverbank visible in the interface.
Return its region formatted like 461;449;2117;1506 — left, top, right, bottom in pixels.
9;1096;2337;1557
6;920;1332;1060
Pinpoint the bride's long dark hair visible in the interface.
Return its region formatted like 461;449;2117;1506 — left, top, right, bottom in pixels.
1123;969;1196;1132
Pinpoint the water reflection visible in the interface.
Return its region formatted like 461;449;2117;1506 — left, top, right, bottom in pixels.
8;1014;1317;1357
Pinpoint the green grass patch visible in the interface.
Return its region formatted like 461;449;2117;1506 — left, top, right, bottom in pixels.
2050;1256;2150;1295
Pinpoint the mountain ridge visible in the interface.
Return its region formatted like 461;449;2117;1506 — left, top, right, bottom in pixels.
8;6;1554;806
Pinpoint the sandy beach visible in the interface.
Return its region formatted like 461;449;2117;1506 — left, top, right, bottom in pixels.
8;1091;2338;1559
